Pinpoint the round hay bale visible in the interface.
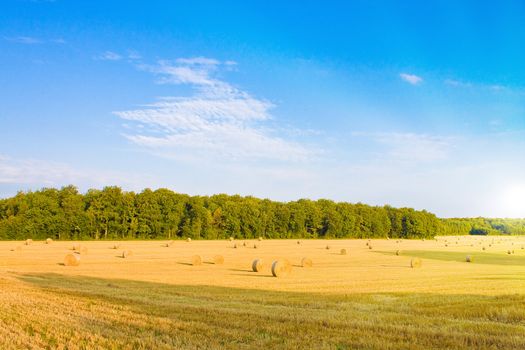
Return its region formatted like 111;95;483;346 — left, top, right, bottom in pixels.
233;243;238;249
25;239;33;245
45;238;53;244
121;250;133;258
186;237;192;242
242;241;247;247
79;246;88;254
229;236;234;241
258;237;263;241
213;255;224;265
482;246;486;251
340;248;347;255
252;259;265;272
507;250;512;255
465;255;473;263
395;250;401;256
72;243;81;251
112;243;121;249
191;255;202;266
301;257;313;268
410;258;422;268
253;244;258;249
271;260;292;277
365;242;369;246
368;245;373;250
297;240;301;245
325;245;330;250
64;253;80;266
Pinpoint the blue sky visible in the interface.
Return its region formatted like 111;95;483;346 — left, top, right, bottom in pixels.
1;0;524;217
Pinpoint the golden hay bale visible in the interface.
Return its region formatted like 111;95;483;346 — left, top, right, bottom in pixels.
64;253;80;266
213;255;224;265
229;236;234;241
121;250;133;258
253;244;258;249
243;241;247;247
258;237;263;241
325;245;330;250
340;248;347;255
271;260;292;277
251;259;264;272
465;255;473;263
410;258;422;268
365;242;369;246
45;238;53;244
395;250;401;256
112;243;121;249
72;243;81;251
507;250;512;255
191;255;202;266
233;243;238;249
297;240;301;245
79;246;88;254
368;245;373;250
186;237;192;242
301;257;313;268
482;246;486;251
25;239;33;245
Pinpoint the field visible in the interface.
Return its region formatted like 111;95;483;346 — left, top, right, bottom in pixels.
1;236;525;349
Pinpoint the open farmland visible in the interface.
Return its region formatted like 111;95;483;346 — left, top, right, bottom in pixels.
1;236;525;349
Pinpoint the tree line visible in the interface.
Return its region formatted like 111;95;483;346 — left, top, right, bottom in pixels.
0;186;523;241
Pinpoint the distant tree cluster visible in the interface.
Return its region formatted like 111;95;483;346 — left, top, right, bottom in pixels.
0;186;522;240
441;217;525;236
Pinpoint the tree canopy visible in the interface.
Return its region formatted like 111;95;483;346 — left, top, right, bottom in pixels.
0;186;522;240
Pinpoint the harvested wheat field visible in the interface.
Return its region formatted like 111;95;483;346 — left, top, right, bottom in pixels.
1;236;525;349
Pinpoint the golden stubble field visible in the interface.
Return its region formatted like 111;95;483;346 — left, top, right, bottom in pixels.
1;236;525;295
2;236;525;350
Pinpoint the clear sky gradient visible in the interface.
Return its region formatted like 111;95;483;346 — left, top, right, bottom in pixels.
1;1;524;217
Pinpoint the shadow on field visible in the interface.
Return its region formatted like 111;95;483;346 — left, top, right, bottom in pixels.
11;272;525;350
228;268;252;272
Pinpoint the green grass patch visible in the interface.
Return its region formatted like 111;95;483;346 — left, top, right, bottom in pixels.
385;250;525;266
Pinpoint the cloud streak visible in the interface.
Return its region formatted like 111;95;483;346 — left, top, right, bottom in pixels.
353;132;454;162
0;154;150;190
115;57;315;161
95;51;122;61
400;73;423;85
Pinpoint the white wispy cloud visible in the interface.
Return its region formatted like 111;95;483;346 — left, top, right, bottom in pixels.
127;50;142;60
4;36;65;44
115;57;315;161
399;73;423;85
95;51;122;61
353;132;454;162
4;36;43;44
444;79;472;88
0;154;150;189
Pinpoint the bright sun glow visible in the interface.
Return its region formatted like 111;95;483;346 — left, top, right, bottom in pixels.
501;185;525;218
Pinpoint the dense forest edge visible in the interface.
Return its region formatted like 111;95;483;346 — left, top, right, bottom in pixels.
0;186;524;240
